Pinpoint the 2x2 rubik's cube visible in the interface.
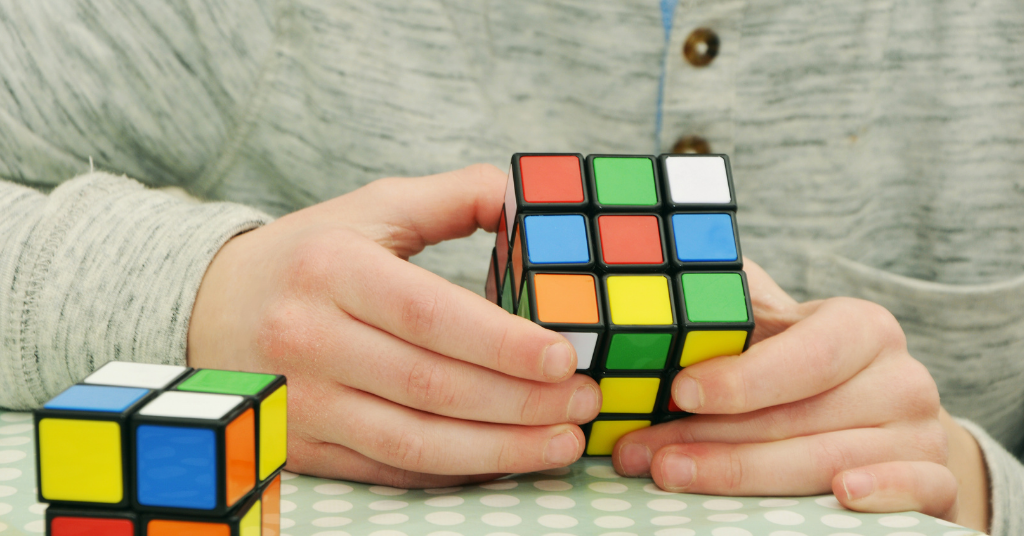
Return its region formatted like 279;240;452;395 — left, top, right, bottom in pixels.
33;362;287;535
485;153;754;456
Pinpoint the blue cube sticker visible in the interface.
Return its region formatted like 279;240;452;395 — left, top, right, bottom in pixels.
671;213;738;262
524;215;590;264
136;425;217;509
43;385;149;413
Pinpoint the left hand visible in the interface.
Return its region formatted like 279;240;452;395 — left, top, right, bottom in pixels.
611;259;987;529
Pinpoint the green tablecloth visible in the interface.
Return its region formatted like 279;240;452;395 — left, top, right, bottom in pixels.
0;411;981;535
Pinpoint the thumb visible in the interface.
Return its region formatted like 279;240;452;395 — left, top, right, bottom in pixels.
833;461;959;522
333;163;507;258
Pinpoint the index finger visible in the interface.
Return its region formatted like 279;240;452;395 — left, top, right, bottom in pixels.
672;297;905;414
334;232;577;382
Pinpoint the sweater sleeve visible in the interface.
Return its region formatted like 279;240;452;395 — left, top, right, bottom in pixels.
956;418;1024;536
0;172;272;410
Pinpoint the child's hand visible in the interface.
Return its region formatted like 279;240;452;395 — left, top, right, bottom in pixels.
612;260;989;531
187;164;601;488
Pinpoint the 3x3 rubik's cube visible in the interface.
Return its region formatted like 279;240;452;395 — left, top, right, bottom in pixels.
485;153;754;456
33;362;287;535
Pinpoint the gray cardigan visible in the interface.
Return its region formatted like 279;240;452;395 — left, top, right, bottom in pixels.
0;1;1021;531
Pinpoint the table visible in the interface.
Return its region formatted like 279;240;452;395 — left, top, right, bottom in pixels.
0;411;981;535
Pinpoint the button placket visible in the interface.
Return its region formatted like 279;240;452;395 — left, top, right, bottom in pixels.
658;0;745;156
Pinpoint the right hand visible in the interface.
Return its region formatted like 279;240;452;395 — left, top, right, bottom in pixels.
186;164;602;487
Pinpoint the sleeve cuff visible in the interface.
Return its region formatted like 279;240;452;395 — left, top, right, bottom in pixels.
955;417;1024;536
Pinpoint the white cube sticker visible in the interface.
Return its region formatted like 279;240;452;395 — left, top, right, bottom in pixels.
560;332;599;370
665;156;731;204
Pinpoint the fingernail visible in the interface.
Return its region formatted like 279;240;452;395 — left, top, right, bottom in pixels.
662;452;697;490
567;385;599;423
674;376;703;411
542;342;574;380
842;471;876;500
618;444;653;477
544;431;580;466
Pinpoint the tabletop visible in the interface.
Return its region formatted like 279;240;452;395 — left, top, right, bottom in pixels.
0;411;981;536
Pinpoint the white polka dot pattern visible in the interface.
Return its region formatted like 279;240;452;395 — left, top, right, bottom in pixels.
0;410;978;536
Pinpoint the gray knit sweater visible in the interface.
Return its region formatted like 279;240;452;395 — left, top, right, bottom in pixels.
0;1;1021;532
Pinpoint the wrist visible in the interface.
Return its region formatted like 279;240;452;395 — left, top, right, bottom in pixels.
939;408;990;533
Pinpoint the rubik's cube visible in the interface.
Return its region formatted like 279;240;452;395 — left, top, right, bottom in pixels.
33;362;287;535
486;153;754;456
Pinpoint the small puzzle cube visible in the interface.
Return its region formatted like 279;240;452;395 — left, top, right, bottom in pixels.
131;391;256;515
46;506;139;536
174;369;288;482
488;153;754;456
34;384;154;507
36;363;287;535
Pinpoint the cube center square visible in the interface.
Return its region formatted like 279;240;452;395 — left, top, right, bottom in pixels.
523;215;590;264
519;155;585;203
598;215;664;265
592;157;658;206
534;273;600;324
664;155;732;205
606;275;673;325
605;333;672;370
681;273;749;323
671;213;737;262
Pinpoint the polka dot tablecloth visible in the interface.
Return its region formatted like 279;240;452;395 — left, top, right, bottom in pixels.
0;411;981;536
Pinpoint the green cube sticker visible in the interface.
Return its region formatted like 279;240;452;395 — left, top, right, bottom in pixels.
593;158;658;206
604;333;672;370
517;282;531;320
502;266;514;314
178;369;276;396
681;273;749;323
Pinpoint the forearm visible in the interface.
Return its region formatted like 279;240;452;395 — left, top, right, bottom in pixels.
0;173;271;409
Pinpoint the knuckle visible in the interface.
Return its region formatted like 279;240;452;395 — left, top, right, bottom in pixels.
284;229;354;292
465;162;504;179
401;288;447;343
405;360;457;409
856;299;907;349
383;429;429;470
811;440;856;479
895;360;941;418
721;448;746;492
517;384;545;424
912;423;949;464
255;300;319;362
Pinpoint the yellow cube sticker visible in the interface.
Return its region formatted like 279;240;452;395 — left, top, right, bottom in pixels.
599;377;660;413
606;276;673;325
240;498;262;536
586;420;651;456
680;330;748;367
259;385;288;481
39;418;123;503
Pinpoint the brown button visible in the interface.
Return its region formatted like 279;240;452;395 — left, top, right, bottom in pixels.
671;136;711;154
683;28;720;67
